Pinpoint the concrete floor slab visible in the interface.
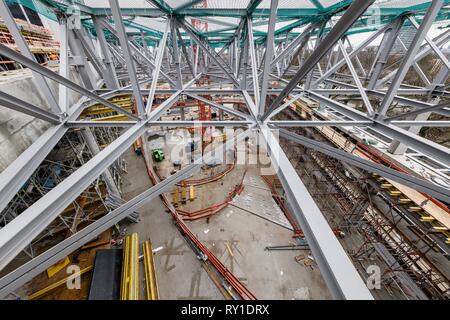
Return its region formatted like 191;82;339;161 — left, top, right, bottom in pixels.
120;148;223;300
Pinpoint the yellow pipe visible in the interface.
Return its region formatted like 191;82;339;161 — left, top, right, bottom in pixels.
189;185;195;201
82;106;132;116
143;240;159;300
172;189;179;206
181;187;187;203
92;114;130;122
120;233;139;300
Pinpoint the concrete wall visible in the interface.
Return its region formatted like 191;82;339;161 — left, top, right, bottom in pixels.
0;67;83;172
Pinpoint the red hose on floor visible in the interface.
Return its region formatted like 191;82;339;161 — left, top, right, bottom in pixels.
139;137;256;300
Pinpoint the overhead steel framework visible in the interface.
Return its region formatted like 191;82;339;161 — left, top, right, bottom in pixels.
0;0;449;300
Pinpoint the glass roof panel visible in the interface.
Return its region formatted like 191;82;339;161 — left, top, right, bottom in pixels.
83;0;155;8
163;0;192;8
206;0;251;9
78;0;439;11
257;0;318;9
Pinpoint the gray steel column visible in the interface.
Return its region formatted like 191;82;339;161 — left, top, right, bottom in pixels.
270;25;314;69
58;18;69;114
176;24;195;78
93;17;120;89
171;18;183;89
304;27;325;91
0;91;61;124
336;36;374;115
378;0;444;116
313;22;392;87
248;17;260;106
262;0;376;121
258;0;279;117
146;21;170;115
281;33;310;78
367;17;404;90
109;0;146;116
68;30;95;90
179;19;239;86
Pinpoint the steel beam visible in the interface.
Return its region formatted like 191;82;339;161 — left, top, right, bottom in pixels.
93;17;120;89
307;91;450;167
258;124;373;300
378;1;444;116
278;129;450;203
109;0;145;116
408;15;450;71
336;37;374;116
184;93;253;120
171;19;183;89
262;0;376;121
386;100;450;121
270;120;373;127
0;91;61;124
178;19;240;87
146;21;170;115
248;18;260;107
58;18;69;113
0;0;61;114
100;20;176;87
270;24;313;69
0;128;252;297
148;120;252;127
377;29;450;88
0;43;138;120
258;0;279;117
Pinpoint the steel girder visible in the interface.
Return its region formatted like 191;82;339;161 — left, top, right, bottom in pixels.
0;44;138;120
259;124;374;300
262;0;377;121
0;91;61;124
378;0;445;116
0;89;181;271
306;91;450;167
277;129;450;203
240;88;373;299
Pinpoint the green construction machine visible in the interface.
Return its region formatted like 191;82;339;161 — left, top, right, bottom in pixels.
152;148;165;162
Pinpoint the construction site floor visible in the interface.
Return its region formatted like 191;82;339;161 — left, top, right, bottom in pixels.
120;148;223;300
136;131;331;300
184;165;331;299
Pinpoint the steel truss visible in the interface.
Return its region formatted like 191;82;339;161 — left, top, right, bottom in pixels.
0;0;449;300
